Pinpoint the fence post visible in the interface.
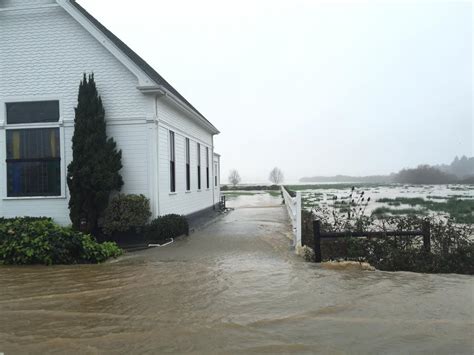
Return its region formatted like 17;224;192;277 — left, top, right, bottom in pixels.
422;221;431;253
296;192;302;247
313;220;322;263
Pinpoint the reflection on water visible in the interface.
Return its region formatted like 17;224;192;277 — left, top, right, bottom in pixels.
1;202;473;354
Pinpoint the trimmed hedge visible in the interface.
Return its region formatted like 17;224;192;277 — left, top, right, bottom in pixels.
0;218;122;265
101;194;152;235
146;214;189;243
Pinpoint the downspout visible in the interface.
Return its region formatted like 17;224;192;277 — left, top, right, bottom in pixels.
154;94;160;216
212;135;215;209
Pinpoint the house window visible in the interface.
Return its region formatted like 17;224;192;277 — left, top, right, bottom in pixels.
185;138;190;191
169;131;176;192
197;143;201;190
5;101;61;197
6;101;60;124
215;162;218;187
206;147;210;189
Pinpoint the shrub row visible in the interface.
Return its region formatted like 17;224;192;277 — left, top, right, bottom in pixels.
0;218;122;265
146;214;189;243
99;194;189;244
101;194;152;235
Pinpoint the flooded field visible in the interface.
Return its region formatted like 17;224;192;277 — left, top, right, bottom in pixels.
292;184;474;223
1;195;473;354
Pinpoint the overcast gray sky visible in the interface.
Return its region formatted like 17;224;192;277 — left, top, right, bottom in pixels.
80;0;472;183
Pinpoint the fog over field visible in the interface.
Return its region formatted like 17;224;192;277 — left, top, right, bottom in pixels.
79;0;472;182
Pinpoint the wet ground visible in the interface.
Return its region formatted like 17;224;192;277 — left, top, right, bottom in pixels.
0;195;473;354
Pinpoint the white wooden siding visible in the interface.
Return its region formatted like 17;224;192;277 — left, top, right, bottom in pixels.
0;5;154;224
156;98;212;146
157;124;215;216
0;3;219;224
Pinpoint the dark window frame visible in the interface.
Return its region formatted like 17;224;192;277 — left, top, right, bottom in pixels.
6;100;60;125
169;131;176;192
206;147;210;189
197;143;201;190
185;138;191;191
5;101;62;198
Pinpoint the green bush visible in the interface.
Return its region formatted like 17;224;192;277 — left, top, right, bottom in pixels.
0;218;122;265
146;214;189;242
101;194;152;235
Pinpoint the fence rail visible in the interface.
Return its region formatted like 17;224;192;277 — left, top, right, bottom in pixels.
282;186;302;247
312;220;431;263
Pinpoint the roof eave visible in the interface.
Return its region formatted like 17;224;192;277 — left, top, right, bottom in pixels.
62;0;220;134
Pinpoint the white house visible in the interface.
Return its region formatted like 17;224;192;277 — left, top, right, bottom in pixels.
0;0;221;225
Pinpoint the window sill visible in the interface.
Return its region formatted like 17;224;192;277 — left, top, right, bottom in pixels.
3;195;66;201
185;191;192;194
197;189;202;192
169;192;177;196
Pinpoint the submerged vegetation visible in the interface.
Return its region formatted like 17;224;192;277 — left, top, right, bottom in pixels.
223;191;260;197
372;207;425;216
296;183;473;224
374;197;474;224
222;189;282;198
295;184;474;274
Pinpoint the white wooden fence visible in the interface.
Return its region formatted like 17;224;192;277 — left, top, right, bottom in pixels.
281;186;302;247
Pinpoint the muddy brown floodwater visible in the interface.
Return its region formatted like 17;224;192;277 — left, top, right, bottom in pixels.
1;195;473;354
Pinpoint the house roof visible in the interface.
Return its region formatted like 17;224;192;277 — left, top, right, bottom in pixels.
70;1;219;134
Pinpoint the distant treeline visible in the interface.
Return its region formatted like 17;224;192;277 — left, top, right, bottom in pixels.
392;165;458;185
221;184;280;191
435;156;474;179
300;156;474;185
300;175;393;183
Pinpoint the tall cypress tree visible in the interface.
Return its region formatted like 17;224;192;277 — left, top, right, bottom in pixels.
67;74;123;233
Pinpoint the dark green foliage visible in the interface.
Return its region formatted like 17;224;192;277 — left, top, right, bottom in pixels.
0;217;52;223
67;74;123;233
376;197;426;205
101;194;152;235
145;214;189;243
283;186;296;197
0;218;122;265
372;207;426;216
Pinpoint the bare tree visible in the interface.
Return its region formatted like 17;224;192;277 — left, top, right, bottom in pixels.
269;167;284;185
228;169;241;187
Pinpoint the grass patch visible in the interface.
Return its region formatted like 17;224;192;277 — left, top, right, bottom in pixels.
223;191;259;197
266;190;282;197
376;197;426;206
448;194;474;199
374;197;474;223
372;207;425;216
286;183;385;191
